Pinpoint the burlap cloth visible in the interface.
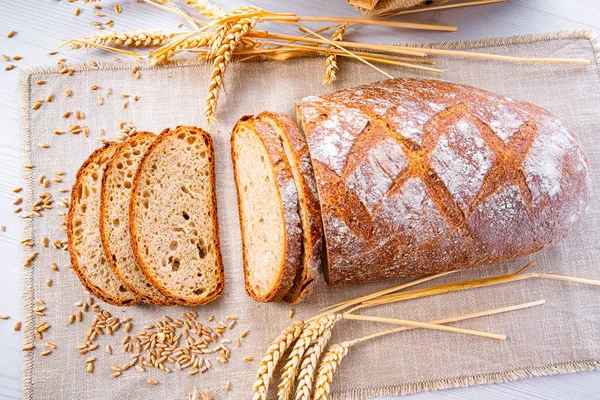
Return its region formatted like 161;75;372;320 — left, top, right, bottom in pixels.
20;30;600;399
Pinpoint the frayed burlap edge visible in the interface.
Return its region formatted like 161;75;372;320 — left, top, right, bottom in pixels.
19;29;600;399
20;66;36;400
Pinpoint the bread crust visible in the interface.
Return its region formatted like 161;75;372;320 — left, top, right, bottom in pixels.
129;126;225;306
67;142;140;306
296;78;590;286
99;132;179;306
231;116;302;302
257;112;323;304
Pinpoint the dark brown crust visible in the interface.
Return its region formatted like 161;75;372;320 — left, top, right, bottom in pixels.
296;78;590;286
230;116;302;302
257;112;323;304
67;142;141;306
129;126;225;306
99;132;179;306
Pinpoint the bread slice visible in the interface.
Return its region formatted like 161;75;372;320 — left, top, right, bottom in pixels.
129;126;224;305
67;142;140;306
257;112;323;303
231;116;302;302
100;132;177;305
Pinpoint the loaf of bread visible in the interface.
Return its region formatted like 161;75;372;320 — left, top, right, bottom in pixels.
67;142;140;306
296;78;590;285
100;132;178;305
231;116;302;302
129;126;224;305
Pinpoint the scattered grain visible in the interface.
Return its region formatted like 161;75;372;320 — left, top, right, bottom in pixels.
74;7;81;16
32;101;41;110
40;350;53;356
0;315;9;320
45;280;53;287
114;4;122;13
66;89;72;97
244;355;253;362
36;80;45;85
14;321;21;331
147;379;158;385
13;55;22;60
2;54;9;62
288;309;295;319
63;111;71;118
23;344;34;351
13;198;23;205
5;64;15;71
7;31;16;38
46;94;53;102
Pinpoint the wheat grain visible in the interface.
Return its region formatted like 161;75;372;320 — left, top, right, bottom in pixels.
252;320;304;400
312;342;350;400
294;316;339;400
14;321;21;331
8;31;16;38
277;315;338;400
323;24;348;87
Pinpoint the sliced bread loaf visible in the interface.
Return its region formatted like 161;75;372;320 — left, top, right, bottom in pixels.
129;126;224;305
100;132;177;305
257;112;323;303
67;142;140;306
231;116;302;302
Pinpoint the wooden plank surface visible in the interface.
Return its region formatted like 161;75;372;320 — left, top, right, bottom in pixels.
0;1;599;398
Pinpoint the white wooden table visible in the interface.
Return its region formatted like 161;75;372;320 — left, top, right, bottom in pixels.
1;1;599;398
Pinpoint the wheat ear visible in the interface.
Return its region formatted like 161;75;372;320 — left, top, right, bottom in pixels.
312;343;351;400
252;320;305;400
151;34;210;65
293;316;339;400
70;30;180;50
186;0;226;20
323;23;348;87
209;5;261;55
277;315;339;400
205;17;258;123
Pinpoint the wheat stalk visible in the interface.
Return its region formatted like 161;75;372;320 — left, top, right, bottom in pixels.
205;16;258;123
294;320;337;400
312;342;350;400
323;23;348;87
277;314;339;400
252;320;305;400
70;30;180;50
